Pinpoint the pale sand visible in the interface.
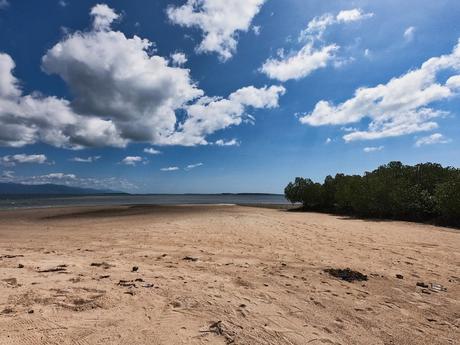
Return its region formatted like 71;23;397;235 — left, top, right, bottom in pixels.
0;205;458;345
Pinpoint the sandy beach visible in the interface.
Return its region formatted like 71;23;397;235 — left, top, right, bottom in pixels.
0;204;458;345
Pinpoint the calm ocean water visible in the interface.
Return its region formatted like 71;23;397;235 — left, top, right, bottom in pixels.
0;194;290;210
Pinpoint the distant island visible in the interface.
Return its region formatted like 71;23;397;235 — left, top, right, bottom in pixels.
0;183;124;196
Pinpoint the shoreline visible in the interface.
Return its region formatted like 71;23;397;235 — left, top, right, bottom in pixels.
0;194;290;211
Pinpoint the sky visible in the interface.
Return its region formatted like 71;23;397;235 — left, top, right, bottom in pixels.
0;0;459;193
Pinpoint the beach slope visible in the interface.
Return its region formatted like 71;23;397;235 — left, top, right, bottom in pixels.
0;205;458;344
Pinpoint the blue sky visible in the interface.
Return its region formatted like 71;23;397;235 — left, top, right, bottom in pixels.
0;0;459;193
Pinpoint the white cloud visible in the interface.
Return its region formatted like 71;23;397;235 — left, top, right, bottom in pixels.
252;25;261;36
58;0;68;8
0;154;49;167
40;173;77;180
325;137;332;144
446;75;460;89
70;156;101;163
90;3;119;31
261;8;372;82
214;138;240;146
363;146;384;153
0;4;284;149
0;54;20;98
260;44;338;82
404;26;416;42
0;50;128;149
143;147;161;155
300;39;460;142
171;52;188;66
42;7;203;147
336;9;373;23
300;8;373;41
415;133;451;147
161;166;179;171
121;156;146;166
165;85;285;146
0;171;136;191
167;0;266;61
185;162;203;170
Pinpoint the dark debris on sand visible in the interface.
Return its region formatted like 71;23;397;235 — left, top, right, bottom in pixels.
324;268;368;282
90;262;114;269
183;256;199;262
0;254;24;259
37;265;67;273
200;321;235;344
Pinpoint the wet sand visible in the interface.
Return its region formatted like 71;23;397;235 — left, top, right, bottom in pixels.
0;205;458;344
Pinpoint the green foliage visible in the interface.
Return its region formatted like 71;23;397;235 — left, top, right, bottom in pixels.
435;177;460;226
284;177;323;208
285;161;460;227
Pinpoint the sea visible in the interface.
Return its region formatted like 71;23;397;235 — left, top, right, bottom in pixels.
0;194;290;210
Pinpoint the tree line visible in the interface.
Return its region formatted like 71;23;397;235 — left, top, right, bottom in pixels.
284;161;460;228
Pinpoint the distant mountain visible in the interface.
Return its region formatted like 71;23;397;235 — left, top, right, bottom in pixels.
0;183;124;196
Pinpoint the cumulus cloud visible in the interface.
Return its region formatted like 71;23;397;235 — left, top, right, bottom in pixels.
120;156;146;166
0;51;127;148
70;156;101;163
41;8;203;147
170;52;188;66
446;75;460;89
261;8;372;82
325;137;332;144
261;44;338;82
167;0;266;61
404;26;416;42
143;147;161;155
161;166;179;171
0;54;20;98
415;133;451;147
165;85;285;146
0;154;49;167
0;4;284;149
214;138;240;146
300;39;460;142
90;3;119;31
363;146;384;153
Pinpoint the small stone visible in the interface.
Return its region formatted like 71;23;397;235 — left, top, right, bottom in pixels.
396;274;404;279
28;310;34;314
18;264;24;269
132;266;139;272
